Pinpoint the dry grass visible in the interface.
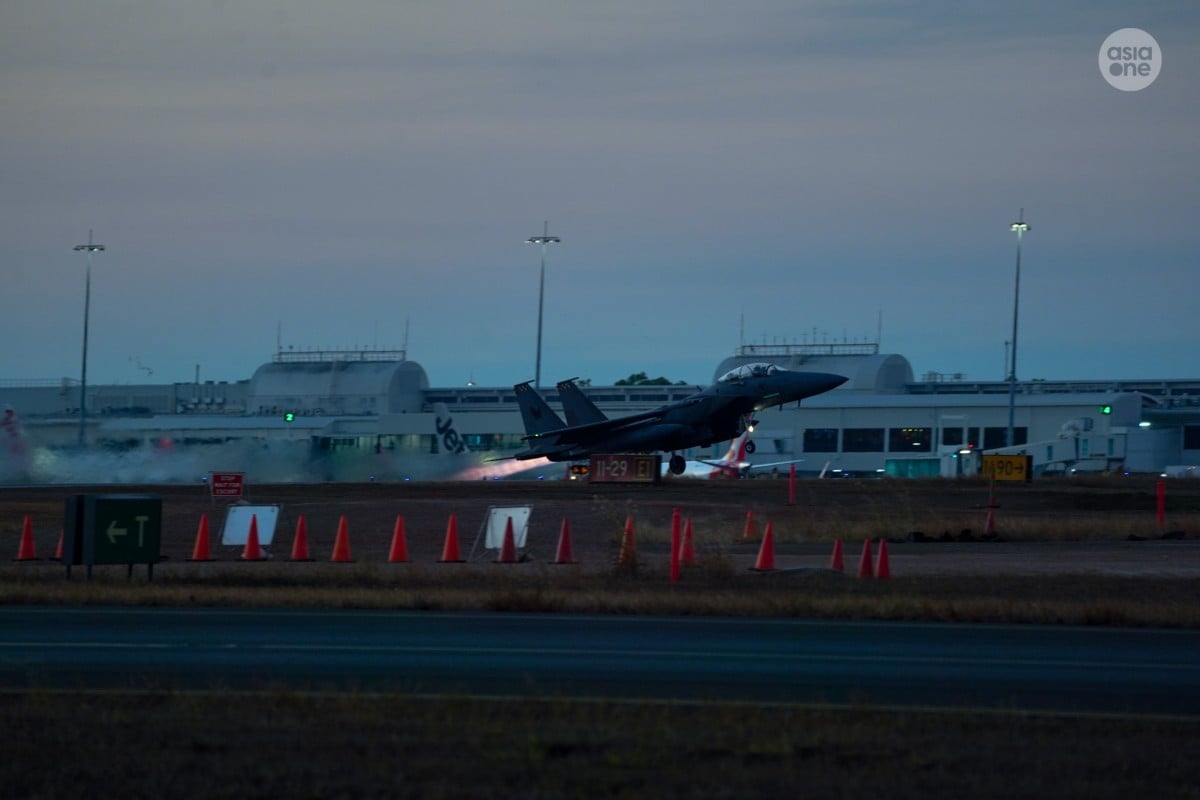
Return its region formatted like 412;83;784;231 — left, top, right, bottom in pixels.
679;508;1197;545
2;561;1198;628
710;510;1190;546
3;691;1198;800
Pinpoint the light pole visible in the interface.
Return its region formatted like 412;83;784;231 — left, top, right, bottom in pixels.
74;230;105;447
1006;210;1029;448
525;221;560;388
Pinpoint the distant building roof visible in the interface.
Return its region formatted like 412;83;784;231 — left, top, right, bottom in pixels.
248;353;429;415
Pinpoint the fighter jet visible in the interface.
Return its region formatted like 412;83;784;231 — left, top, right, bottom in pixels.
512;363;847;475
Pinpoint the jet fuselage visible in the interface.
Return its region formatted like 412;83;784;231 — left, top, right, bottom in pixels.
514;364;847;463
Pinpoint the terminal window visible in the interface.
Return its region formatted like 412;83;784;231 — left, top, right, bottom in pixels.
889;427;932;452
803;428;838;453
843;428;884;452
982;426;1027;449
1184;425;1200;450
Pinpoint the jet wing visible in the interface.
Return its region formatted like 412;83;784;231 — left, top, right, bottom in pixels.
522;397;703;448
522;408;662;446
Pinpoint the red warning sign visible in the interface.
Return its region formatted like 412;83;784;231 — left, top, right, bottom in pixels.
209;472;246;497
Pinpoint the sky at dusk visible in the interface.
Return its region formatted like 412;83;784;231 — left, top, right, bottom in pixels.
2;2;1197;389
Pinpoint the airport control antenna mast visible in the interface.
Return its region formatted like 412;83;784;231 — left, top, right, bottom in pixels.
526;220;561;389
1006;210;1030;449
74;230;105;447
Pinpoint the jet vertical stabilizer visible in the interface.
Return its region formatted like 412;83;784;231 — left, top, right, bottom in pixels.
514;382;566;435
556;379;607;426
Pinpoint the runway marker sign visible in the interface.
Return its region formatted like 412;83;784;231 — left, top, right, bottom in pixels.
588;454;662;484
62;494;163;579
981;454;1033;483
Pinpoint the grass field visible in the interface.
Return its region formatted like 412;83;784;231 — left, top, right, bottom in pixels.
4;691;1198;799
2;562;1199;628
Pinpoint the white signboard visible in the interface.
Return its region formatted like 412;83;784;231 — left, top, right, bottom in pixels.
221;505;281;546
484;506;531;549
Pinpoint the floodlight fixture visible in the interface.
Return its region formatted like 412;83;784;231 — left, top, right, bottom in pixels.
525;221;561;389
1005;209;1030;449
73;229;105;447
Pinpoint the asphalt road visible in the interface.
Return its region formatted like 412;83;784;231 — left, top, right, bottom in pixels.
2;607;1196;716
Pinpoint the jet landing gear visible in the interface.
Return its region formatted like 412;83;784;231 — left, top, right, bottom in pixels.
668;454;686;475
741;415;758;454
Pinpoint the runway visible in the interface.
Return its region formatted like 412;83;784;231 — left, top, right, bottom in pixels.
1;607;1196;716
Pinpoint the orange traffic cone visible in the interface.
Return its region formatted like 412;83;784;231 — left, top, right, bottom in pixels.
330;515;352;562
15;515;37;561
439;514;463;562
875;538;891;580
290;515;312;561
856;539;874;579
742;510;757;540
387;515;409;563
553;517;576;564
752;520;776;571
680;517;696;567
190;513;213;561
829;539;844;572
55;530;63;561
241;514;264;561
616;516;637;568
497;517;517;563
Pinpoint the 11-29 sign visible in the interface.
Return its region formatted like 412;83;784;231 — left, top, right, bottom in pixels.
588;454;662;484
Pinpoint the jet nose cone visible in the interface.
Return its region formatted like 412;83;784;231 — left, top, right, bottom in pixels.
826;373;850;390
808;372;849;394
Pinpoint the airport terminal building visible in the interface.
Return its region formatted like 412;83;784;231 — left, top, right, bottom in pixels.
3;343;1198;482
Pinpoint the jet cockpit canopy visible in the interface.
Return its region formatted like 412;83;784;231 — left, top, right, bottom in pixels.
717;362;783;383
